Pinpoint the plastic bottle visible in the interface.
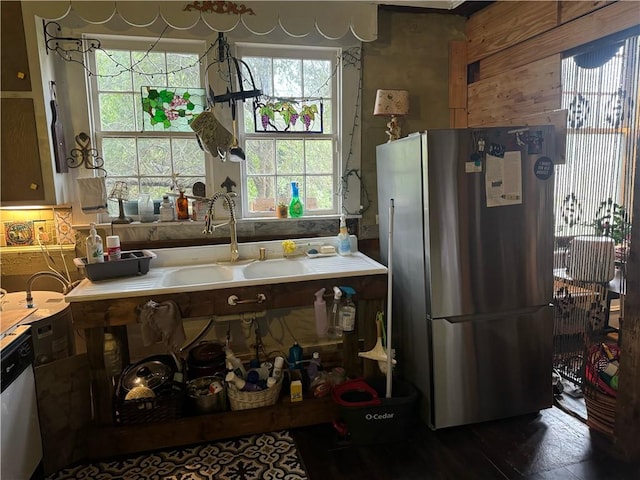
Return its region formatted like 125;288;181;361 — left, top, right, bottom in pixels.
327;286;343;338
103;332;122;377
225;348;247;379
306;351;322;382
337;214;351;255
314;288;328;338
288;341;304;369
106;235;121;261
339;286;356;333
226;371;263;391
272;356;285;380
86;222;104;264
176;190;189;220
160;195;175;222
289;181;303;218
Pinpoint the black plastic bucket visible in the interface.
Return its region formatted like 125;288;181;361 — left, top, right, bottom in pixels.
332;376;418;444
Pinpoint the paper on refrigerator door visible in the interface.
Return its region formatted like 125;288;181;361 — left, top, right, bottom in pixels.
485;151;522;207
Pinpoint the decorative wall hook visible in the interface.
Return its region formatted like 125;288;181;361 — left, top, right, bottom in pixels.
43;20;100;56
66;132;107;175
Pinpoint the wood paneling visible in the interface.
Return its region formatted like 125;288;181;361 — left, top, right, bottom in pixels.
477;1;640;81
466;1;558;64
0;1;31;91
468;55;561;127
449;40;468;128
559;0;614;24
1;98;45;202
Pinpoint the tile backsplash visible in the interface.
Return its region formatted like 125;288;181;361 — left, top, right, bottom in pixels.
0;207;75;248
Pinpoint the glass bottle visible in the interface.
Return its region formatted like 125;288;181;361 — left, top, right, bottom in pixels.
176;190;189;220
138;193;155;222
289;181;303;218
159;195;175;222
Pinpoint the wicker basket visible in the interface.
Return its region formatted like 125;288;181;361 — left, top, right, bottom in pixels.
227;377;283;411
115;381;184;424
583;342;619;438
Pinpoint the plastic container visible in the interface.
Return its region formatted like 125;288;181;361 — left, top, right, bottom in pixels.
314;288;328;338
288;342;304;370
339;286;356;332
106;235;121;261
289;181;303;218
74;250;156;281
333;377;418;444
338;214;351;255
327;287;343;338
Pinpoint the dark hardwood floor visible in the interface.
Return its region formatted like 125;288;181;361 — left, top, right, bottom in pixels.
291;406;640;480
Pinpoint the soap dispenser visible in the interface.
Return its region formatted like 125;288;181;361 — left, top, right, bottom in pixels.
337;214;351;255
86;222;104;264
339;286;356;333
327;286;343;338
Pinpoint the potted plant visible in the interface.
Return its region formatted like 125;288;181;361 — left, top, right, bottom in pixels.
277;202;288;219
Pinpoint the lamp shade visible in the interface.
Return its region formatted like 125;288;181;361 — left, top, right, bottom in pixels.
108;181;129;201
373;89;409;116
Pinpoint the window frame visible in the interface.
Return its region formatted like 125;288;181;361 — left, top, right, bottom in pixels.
234;43;341;218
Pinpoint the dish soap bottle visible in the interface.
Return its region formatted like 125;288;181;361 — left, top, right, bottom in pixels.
289;181;303;218
339;286;356;333
337;214;351;255
86;222;104;264
327;286;343;338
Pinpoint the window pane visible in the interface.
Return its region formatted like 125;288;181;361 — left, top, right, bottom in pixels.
273;59;302;97
99;93;136;131
305;139;332;173
140;177;173;198
246;139;275;174
132;52;167;91
102;138;137;176
248;176;276;212
245;57;273;96
307;175;334;210
96;50;132;91
276;139;304;174
322;101;332;134
167;53;200;87
172;138;205;175
138;138;171;175
303;59;331;98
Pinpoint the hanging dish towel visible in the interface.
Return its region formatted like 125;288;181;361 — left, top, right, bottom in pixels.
76;176;108;214
138;300;186;353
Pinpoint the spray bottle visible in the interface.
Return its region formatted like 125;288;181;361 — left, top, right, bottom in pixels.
337;214;351;255
327;286;343;338
86;223;104;264
314;288;328;338
339;286;356;333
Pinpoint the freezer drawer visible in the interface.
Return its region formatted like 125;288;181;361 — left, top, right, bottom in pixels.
430;305;553;429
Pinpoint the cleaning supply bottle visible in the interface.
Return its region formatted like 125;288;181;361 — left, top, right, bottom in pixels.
289;181;303;218
337;214;351;255
86;222;104;264
306;351;322;382
226;371;263;391
288;341;304;369
339;286;356;333
314;288;328;338
327;286;343;338
225;348;247;379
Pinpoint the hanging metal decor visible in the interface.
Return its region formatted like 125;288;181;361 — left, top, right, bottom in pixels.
253;98;324;133
141;86;206;131
66;132;107;175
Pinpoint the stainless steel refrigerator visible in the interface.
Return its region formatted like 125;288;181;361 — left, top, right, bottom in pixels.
376;127;555;429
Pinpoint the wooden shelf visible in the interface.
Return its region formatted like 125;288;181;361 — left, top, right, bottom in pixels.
87;394;337;460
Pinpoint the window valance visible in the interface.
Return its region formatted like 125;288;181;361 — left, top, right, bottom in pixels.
28;1;378;41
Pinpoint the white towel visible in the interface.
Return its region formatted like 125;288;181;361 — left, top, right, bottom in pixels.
77;177;108;214
138;300;186;353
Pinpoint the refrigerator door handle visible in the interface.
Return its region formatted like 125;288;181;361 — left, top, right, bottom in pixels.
437;304;552;325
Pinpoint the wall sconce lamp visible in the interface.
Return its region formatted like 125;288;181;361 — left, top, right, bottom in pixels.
373;89;409;142
108;181;132;224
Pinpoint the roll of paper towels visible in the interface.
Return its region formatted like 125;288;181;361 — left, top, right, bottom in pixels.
567;236;615;282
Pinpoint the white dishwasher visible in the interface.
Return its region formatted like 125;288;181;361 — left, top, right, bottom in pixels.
1;325;43;479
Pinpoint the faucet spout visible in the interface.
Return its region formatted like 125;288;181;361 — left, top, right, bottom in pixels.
26;271;75;308
204;191;239;262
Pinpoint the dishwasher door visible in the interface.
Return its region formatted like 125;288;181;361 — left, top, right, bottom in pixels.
1;326;43;479
430;305;553;429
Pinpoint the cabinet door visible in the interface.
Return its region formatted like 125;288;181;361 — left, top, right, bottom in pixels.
1;1;31;91
1;98;45;202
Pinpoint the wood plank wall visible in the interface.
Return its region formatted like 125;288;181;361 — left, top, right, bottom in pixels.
464;0;640;460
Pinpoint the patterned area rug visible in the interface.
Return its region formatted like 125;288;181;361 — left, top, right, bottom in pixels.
47;430;308;480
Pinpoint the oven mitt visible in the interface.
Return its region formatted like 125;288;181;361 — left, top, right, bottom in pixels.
190;109;232;160
138;300;186;352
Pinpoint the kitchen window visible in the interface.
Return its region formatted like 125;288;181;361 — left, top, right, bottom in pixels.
86;37;208;216
236;44;340;217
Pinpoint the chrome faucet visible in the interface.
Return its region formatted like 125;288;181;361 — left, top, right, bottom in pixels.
25;271;76;308
203;191;239;262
